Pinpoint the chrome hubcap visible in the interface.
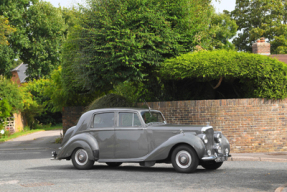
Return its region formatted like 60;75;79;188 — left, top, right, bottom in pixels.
181;156;187;164
75;149;88;166
176;150;192;169
79;155;84;161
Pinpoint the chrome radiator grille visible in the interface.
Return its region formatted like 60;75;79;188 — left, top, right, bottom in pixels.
205;128;214;151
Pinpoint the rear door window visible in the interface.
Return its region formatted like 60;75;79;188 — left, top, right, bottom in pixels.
93;112;114;128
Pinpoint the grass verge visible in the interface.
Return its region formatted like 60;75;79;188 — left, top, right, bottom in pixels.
0;124;63;143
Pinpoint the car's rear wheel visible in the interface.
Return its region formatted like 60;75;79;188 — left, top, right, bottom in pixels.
201;161;223;170
72;148;94;170
106;162;122;167
171;145;199;173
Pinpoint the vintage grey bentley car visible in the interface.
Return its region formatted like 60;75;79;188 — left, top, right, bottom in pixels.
51;108;231;173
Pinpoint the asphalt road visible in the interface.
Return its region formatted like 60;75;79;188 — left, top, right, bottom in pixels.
0;130;286;192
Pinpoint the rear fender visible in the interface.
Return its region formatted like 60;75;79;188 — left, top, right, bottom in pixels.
57;133;99;161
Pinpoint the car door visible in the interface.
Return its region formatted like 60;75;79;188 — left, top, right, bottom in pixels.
89;112;115;159
114;112;149;159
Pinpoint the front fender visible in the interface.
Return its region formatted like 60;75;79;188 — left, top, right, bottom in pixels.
57;133;99;161
144;133;205;161
221;135;231;153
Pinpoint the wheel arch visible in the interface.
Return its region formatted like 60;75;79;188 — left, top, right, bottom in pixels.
57;133;99;161
167;143;199;162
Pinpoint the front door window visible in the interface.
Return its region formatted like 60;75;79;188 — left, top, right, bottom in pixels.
119;112;141;127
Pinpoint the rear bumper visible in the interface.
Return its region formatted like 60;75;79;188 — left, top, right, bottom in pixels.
50;151;60;160
201;154;231;162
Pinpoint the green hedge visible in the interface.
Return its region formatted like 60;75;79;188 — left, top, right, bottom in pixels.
0;77;24;112
162;50;287;99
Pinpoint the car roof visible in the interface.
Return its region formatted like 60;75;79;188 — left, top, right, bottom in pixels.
83;107;161;115
90;107;159;112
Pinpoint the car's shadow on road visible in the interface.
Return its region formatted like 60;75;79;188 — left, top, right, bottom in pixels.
27;164;221;174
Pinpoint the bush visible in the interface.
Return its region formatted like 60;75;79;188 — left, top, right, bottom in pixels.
44;67;101;112
21;79;61;127
0;76;24;112
0;99;12;132
0;129;11;139
85;94;133;112
162;50;287;99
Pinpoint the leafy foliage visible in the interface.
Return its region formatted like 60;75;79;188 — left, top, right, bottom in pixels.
21;1;67;79
230;0;287;53
85;94;133;112
0;99;12;130
0;99;12;119
0;16;15;46
0;0;67;79
44;67;103;112
162;50;287;99
21;79;62;126
0;15;18;76
62;0;214;94
195;10;238;50
112;81;153;103
0;45;20;76
0;0;38;76
0;76;24;112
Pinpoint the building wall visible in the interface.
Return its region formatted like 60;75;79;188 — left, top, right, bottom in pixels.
63;98;287;153
14;112;24;132
11;71;21;85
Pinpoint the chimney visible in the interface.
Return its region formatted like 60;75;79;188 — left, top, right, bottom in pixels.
252;37;270;55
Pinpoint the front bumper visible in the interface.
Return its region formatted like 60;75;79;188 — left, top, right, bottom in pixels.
201;154;231;162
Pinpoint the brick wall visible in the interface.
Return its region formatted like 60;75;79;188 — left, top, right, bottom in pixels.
63;99;287;153
11;71;21;85
252;38;271;55
62;106;85;134
143;99;287;153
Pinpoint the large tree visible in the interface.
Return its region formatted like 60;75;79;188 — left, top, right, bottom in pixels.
21;1;67;79
0;16;15;46
62;0;214;96
0;0;37;76
230;0;287;53
0;0;67;79
195;9;238;50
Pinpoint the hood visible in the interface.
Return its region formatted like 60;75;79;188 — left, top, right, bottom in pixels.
149;123;212;134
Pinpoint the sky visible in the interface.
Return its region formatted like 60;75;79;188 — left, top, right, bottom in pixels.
46;0;84;7
46;0;236;12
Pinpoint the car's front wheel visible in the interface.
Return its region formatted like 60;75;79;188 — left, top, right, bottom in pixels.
72;148;94;170
106;162;122;167
171;145;199;173
201;161;223;170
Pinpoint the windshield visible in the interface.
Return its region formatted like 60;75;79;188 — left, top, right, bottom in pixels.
141;111;165;124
